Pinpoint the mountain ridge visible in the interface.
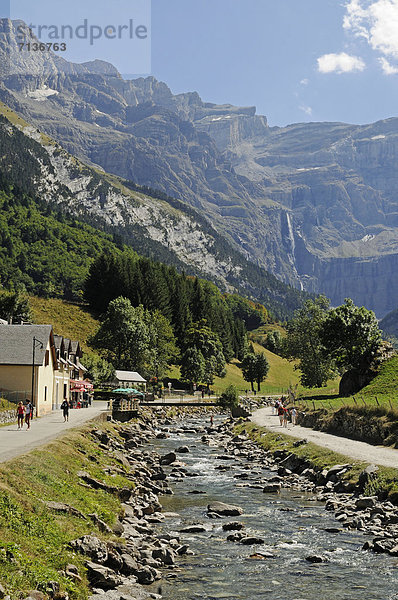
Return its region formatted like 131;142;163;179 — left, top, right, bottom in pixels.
1;18;398;316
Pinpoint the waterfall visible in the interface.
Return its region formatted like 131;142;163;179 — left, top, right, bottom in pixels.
286;212;295;256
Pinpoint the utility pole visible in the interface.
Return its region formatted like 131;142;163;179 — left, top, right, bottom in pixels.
31;336;43;415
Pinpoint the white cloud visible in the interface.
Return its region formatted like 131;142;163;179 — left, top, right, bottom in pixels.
317;52;366;73
344;0;398;57
299;105;313;116
379;56;398;72
300;78;309;85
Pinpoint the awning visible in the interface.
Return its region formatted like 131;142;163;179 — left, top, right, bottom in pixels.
70;379;93;391
113;387;145;396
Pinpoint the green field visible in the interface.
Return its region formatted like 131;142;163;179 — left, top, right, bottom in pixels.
166;341;339;397
295;355;398;411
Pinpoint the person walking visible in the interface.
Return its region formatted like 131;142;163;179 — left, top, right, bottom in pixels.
277;403;285;426
61;399;69;422
16;401;25;430
25;399;33;430
291;406;297;426
283;405;289;428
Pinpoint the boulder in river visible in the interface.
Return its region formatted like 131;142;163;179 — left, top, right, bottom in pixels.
305;555;328;563
207;501;243;517
222;521;244;531
160;452;177;465
240;536;265;545
247;552;275;560
180;525;207;533
263;483;281;494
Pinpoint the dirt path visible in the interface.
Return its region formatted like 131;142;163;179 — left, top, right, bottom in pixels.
0;401;108;464
251;406;398;469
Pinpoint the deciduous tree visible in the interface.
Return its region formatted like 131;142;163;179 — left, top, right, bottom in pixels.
254;352;270;392
282;296;335;388
240;352;257;392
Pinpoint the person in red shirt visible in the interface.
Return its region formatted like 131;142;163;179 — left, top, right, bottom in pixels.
277;403;285;426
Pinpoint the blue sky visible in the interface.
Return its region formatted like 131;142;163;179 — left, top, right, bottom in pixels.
150;0;398;126
4;0;398;126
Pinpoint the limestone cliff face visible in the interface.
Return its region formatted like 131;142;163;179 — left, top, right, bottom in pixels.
2;18;398;316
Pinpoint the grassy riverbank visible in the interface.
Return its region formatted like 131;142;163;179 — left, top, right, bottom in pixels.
234;422;398;503
0;420;132;600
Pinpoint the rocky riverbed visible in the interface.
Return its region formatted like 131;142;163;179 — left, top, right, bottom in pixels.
19;408;397;600
148;410;398;599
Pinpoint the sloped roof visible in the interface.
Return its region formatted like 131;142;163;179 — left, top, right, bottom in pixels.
0;325;53;365
71;340;81;356
54;335;64;350
63;338;72;353
115;370;146;383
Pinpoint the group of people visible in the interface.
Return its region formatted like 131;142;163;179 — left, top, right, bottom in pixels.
16;400;34;430
273;397;297;428
16;398;72;429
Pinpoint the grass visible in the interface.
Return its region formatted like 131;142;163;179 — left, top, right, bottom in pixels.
296;355;398;412
0;399;14;412
361;355;398;403
29;297;99;351
248;323;286;346
0;101;30;129
0;420;134;600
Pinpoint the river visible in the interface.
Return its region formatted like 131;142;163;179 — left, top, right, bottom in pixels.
148;415;398;600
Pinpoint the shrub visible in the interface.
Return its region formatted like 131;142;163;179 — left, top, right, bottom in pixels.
218;384;239;409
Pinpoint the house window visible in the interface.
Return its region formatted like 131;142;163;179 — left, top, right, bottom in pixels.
44;386;47;402
45;350;49;366
63;383;67;399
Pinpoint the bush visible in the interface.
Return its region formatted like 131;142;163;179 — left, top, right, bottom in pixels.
218;384;239;409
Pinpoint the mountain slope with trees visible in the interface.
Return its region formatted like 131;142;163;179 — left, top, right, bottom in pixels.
0;103;308;320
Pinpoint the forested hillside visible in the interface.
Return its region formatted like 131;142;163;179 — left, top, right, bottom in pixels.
0;105;309;320
84;251;268;359
0;189;121;299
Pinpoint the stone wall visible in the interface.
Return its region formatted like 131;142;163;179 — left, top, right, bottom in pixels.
298;407;398;447
0;409;16;425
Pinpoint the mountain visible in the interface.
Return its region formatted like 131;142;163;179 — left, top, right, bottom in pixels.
0;101;306;319
380;308;398;339
1;18;397;316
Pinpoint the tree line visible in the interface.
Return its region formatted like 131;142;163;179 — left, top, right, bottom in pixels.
84;251;259;360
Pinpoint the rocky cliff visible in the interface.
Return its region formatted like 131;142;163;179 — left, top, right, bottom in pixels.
1;18;398;316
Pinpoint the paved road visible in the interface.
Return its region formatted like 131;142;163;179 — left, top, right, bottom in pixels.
0;402;108;464
251;406;398;469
